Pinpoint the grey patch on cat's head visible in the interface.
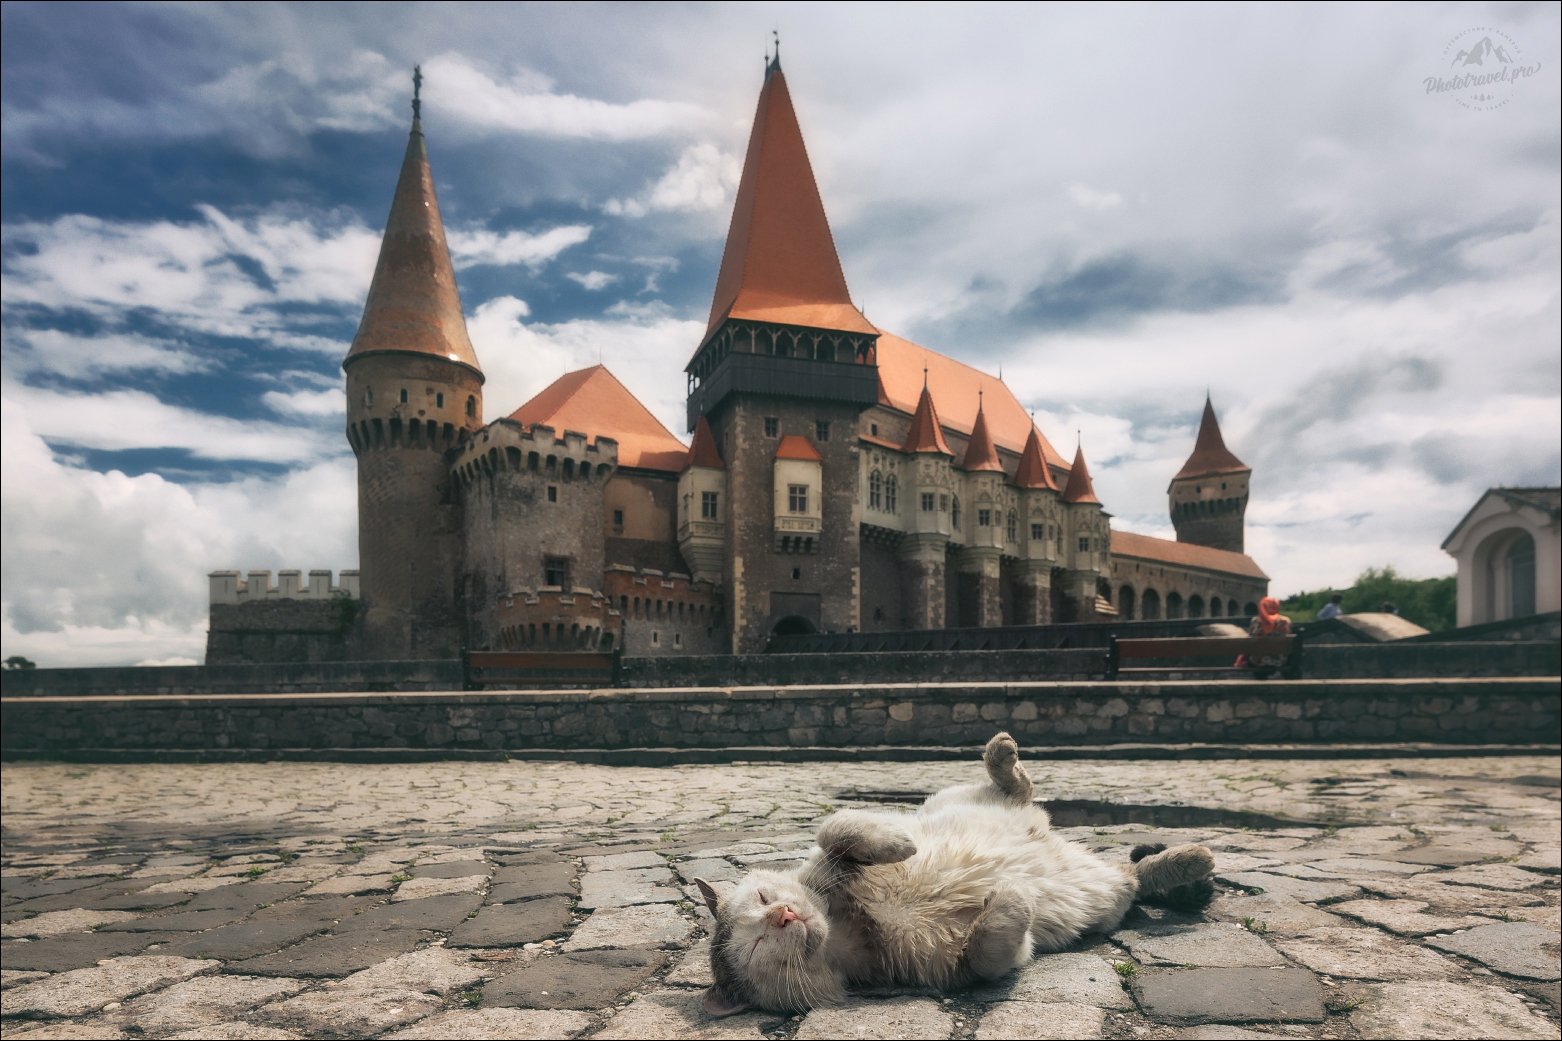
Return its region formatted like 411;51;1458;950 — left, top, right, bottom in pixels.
699;877;758;1018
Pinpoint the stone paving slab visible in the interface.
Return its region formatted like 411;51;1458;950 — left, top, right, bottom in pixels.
2;754;1559;1040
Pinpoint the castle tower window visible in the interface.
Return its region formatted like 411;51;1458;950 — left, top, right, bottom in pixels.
1031;522;1044;541
364;388;373;407
869;470;882;510
922;492;935;512
436;392;444;408
613;509;624;533
788;484;808;513
764;417;779;438
816;420;830;442
977;508;992;527
400;388;408;404
701;491;719;520
543;556;571;588
885;475;898;512
547;485;558;502
1006;511;1017;542
951;496;961;527
466;395;476;417
1078;536;1090;552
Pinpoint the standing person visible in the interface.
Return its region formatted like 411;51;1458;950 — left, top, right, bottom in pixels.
1237;596;1292;678
1317;593;1344;620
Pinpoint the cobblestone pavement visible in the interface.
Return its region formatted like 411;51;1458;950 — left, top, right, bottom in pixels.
2;751;1558;1040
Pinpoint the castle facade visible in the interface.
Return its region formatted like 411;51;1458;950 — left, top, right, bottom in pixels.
207;59;1268;664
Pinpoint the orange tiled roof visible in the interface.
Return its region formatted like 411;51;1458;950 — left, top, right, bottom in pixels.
1014;426;1060;491
874;331;1065;466
346;118;482;376
686;415;725;470
1062;446;1101;505
1111;529;1269;580
901;383;953;455
510;365;688;472
960;401;1003;473
775;434;823;461
704;63;875;342
1174;396;1248;480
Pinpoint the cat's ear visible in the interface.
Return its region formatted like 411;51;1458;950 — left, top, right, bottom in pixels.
702;984;751;1018
694;877;721;917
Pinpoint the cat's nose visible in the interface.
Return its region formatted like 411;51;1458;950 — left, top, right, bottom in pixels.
769;906;802;927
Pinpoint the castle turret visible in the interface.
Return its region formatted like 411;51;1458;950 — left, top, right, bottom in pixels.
683;55;881;650
898;382;954;629
1012;424;1062;623
1169;396;1249;553
677;415;727;583
1060;445;1108;621
955;396;1006;626
343;72;484;659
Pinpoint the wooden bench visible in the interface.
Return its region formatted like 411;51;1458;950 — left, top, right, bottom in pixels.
464;650;619;690
1104;635;1302;680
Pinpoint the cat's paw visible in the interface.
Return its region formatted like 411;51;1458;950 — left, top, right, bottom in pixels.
817;811;917;865
983;732;1020;773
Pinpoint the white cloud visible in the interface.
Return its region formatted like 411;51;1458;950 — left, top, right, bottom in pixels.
605;143;740;218
263;387;343;418
1;328;210;379
446;223;591;269
567;270;619;291
0;403;357;667
1066;183;1124;211
422;52;709;141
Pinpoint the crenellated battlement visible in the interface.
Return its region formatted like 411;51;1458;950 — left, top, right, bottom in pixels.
210;569;360;605
452;419;618;488
491;585;622;652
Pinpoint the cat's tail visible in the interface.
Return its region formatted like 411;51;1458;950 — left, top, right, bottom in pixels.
1129;843;1215;911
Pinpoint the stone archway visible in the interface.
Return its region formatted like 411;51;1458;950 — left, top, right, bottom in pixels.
771;615;817;637
1118;585;1137;621
1141;589;1162;620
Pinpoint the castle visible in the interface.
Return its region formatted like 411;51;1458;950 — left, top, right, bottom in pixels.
207;59;1268;664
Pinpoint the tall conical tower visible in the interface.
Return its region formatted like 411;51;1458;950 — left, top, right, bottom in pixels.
343;70;485;659
684;55;881;652
1168;396;1249;553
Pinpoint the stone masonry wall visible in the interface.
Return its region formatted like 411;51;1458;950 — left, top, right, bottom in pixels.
3;679;1556;758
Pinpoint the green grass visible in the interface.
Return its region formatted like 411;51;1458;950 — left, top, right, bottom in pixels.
1241;916;1269;935
244;865;268;878
1112;961;1138;979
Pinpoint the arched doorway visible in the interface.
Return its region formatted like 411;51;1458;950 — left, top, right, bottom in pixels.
1118;585;1136;620
1188;594;1205;618
1166;592;1184;619
1210;597;1224;617
771;615;817;638
1141;589;1161;620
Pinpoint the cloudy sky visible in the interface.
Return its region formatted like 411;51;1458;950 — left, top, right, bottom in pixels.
3;3;1558;666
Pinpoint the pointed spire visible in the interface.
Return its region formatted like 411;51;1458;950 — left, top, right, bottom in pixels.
345;76;482;377
704;62;876;341
1062;445;1101;505
901;383;953;455
960;393;1003;472
1173;395;1248;479
1014;425;1060;490
686;415;725;470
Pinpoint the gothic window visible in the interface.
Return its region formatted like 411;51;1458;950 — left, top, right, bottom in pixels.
952;496;961;527
1078;536;1090;552
869;470;883;510
764;417;779;438
921;492;936;512
816;420;830;442
939;493;949;512
977;508;992;527
885;475;898;513
544;556;571;588
701;491;719;520
1006;511;1017;542
466;396;476;417
788;484;808;513
1031;522;1044;541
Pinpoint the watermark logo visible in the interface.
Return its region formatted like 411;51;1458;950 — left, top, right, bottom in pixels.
1425;28;1540;110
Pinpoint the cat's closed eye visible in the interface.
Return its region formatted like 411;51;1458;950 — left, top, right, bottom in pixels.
757;890;772;904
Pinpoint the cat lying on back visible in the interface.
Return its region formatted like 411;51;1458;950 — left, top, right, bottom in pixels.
696;732;1215;1016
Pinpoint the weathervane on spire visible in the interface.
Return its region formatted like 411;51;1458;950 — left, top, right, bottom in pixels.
922;365;929;390
412;65;423;121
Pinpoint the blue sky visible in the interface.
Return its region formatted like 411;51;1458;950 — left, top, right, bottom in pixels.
3;3;1558;665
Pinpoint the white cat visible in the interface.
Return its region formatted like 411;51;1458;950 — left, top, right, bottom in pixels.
697;732;1215;1016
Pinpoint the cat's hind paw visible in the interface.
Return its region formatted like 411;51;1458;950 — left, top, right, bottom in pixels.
817;810;917;865
983;732;1034;804
1133;843;1216;911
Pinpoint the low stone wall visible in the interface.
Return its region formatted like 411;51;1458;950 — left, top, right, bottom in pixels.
1;660;463;697
3;678;1555;760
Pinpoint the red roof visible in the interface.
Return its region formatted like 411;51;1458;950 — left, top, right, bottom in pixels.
875;331;1066;466
346;118;482;377
1111;529;1269;580
960;400;1003;472
1174;397;1249;480
901;384;953;455
704;63;875;341
510;365;688;471
1062;446;1101;505
775;434;823;462
1013;426;1060;491
686;415;725;470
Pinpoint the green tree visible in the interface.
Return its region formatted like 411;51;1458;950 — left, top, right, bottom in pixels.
1282;566;1456;632
3;655;37;670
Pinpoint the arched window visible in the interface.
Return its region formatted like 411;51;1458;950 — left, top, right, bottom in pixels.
1211;597;1224;617
1166;592;1184;619
1118;585;1136;620
364;387;373;407
466;395;476;418
1188;594;1205;618
885;475;898;513
951;496;961;529
1006;510;1017;543
1141;589;1162;620
436;392;444;408
869;470;882;510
